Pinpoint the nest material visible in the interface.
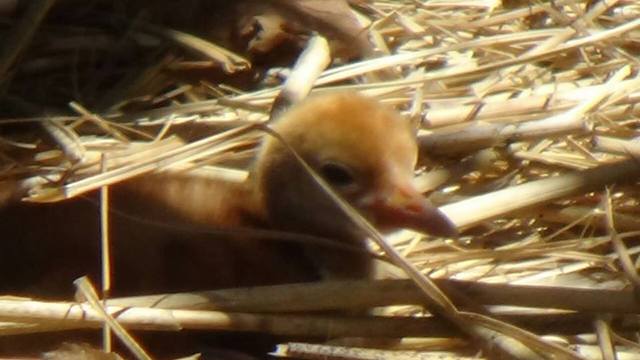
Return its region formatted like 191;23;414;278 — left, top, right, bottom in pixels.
2;0;640;359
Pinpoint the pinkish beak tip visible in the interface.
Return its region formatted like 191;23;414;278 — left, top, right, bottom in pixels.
422;206;459;238
368;193;459;238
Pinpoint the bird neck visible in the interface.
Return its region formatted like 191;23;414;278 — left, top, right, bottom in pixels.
117;172;266;229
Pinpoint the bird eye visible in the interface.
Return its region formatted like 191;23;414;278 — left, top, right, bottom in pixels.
319;162;355;187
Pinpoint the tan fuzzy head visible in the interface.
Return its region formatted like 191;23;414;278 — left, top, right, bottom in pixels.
255;92;456;241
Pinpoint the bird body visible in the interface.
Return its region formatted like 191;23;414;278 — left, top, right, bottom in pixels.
110;92;456;285
0;92;456;355
1;92;455;295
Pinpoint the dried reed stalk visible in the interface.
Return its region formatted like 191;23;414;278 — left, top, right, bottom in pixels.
3;0;640;358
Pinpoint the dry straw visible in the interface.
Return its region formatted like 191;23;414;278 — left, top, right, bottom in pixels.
2;0;640;359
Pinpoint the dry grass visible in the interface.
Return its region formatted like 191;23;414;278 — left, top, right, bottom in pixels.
2;0;640;359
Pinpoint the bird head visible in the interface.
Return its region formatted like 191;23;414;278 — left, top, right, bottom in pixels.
255;92;457;242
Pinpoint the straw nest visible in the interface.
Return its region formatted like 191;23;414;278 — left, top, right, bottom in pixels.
1;0;640;359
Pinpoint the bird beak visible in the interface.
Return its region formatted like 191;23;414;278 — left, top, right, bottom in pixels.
362;185;458;238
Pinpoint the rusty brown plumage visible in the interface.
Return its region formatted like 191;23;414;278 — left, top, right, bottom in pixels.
1;92;456;296
0;91;456;356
